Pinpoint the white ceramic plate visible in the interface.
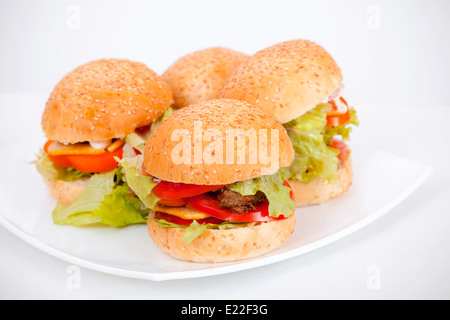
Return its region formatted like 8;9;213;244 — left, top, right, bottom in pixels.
0;142;432;281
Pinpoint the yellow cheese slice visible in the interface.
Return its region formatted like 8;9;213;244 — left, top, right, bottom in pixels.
47;139;124;156
47;142;106;156
153;206;212;220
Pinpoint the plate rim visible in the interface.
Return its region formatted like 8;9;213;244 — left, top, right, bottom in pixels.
0;153;433;281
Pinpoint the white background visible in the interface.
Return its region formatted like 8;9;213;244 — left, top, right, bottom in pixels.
1;0;450;107
1;0;450;300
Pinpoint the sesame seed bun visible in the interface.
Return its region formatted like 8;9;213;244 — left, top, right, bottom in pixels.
43;177;88;206
220;39;352;206
162;47;249;108
220;39;342;124
42;58;174;144
143;99;294;185
147;212;296;263
289;151;353;207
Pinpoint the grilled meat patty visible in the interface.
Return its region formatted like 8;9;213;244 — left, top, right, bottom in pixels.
215;187;267;213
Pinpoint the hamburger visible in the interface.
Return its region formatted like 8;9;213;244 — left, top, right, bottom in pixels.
162;47;249;108
119;99;296;263
35;58;174;226
220;39;359;207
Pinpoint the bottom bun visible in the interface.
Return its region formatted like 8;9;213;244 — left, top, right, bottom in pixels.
147;213;296;263
43;177;88;206
289;152;353;207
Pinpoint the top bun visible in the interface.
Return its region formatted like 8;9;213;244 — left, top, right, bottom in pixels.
42;59;174;143
220;39;342;124
162;47;249;108
144;99;294;185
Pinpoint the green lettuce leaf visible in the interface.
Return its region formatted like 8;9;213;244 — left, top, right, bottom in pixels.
151;217;256;245
183;220;207;245
149;106;175;135
227;173;295;218
90;184;149;226
52;170;148;227
323;107;359;145
124;107;175;154
117;155;160;209
279;104;339;183
125;132;146;154
182;220;252;245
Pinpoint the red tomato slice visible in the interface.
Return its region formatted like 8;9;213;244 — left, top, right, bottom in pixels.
184;194;283;222
47;153;73;167
152;181;226;200
157;198;187;207
43;140;53;153
183;181;293;223
133;148;142;155
156;181;294;224
47;155;71;167
330;139;349;161
43;140;72;166
154;212;224;226
283;180;295;201
65;147;123;173
44;140;123;173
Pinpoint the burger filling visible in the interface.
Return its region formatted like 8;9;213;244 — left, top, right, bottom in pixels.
278;95;359;184
215;188;267;213
119;155;296;245
34;107;174;227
